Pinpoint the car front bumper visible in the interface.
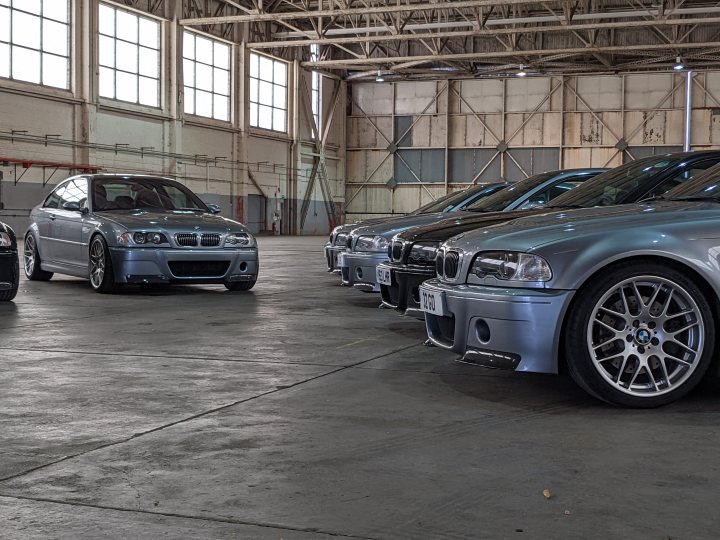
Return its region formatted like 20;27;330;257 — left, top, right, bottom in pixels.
378;262;435;319
324;243;345;273
339;251;388;292
419;279;575;374
0;250;19;290
109;247;259;285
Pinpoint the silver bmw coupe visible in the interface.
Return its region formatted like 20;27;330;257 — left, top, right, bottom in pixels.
24;174;258;293
420;163;720;408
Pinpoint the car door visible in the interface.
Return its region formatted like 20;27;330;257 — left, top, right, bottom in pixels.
36;182;70;263
50;178;89;269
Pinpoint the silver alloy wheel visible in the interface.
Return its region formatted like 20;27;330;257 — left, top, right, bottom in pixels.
89;238;106;289
24;235;35;276
587;275;704;397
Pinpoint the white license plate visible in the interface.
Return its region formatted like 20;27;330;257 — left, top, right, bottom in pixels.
376;266;392;286
338;252;348;268
419;287;445;316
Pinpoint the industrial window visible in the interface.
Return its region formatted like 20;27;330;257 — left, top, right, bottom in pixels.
183;30;230;122
310;44;321;136
0;0;70;89
98;3;160;107
249;52;287;132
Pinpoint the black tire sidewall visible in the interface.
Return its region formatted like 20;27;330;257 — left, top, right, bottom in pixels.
565;262;715;408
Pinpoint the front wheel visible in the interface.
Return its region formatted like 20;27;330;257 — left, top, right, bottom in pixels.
24;234;53;281
224;279;256;291
564;263;715;408
0;256;19;302
89;236;119;293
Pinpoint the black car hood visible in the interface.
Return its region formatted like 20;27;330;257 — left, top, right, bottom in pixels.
395;208;552;243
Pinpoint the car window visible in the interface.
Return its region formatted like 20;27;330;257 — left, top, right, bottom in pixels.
45;179;88;209
465;172;558;212
517;181;583;209
92;177;208;212
642;162;719;200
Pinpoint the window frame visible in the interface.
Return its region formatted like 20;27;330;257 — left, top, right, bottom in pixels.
97;1;163;109
248;50;289;134
0;0;72;90
181;28;233;123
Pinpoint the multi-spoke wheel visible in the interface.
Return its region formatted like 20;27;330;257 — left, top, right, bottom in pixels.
88;235;118;293
23;233;53;281
565;263;714;407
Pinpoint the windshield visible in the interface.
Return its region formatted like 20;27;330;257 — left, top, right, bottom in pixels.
547;156;682;208
413;183;504;214
465;172;557;212
663;162;720;200
92;177;209;212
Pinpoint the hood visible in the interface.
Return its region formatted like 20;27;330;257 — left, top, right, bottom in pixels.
335;214;411;235
448;201;720;253
95;209;250;234
350;212;459;239
396;208;549;243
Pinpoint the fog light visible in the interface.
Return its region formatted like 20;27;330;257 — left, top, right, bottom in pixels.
239;262;247;272
356;268;363;280
476;319;491;344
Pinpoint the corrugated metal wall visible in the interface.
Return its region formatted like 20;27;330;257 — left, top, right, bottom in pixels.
345;71;720;220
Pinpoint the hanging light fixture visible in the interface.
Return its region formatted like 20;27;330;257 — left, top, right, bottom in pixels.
517;64;527;77
375;70;385;82
674;56;685;71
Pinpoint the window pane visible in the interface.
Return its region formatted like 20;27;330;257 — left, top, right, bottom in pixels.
43;0;68;23
249;77;258;103
214;94;228;121
249;102;258;126
184;86;194;114
0;42;9;77
259;55;272;81
183;58;194;86
138;76;158;106
249;52;258;77
195;62;212;91
196;89;212;117
43;19;67;57
12;46;40;83
116;11;138;43
273;84;286;109
116;41;138;73
23;0;41;15
138;18;158;49
258;80;272;105
214;42;229;70
196;36;212;64
13;11;40;49
273;107;286;132
273;61;287;86
98;4;115;36
99;65;114;97
213;67;228;96
99;35;114;67
42;53;67;88
138;46;157;77
116;71;138;102
258;104;272;129
183;31;194;60
0;7;9;40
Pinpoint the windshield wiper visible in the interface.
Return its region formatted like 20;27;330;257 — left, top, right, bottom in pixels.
465;207;489;212
667;195;720;203
545;204;585;209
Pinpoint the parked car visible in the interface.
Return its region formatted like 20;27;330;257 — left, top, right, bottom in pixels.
381;151;720;317
24;174;258;293
419;162;720;407
325;182;507;272
0;221;19;302
343;168;606;293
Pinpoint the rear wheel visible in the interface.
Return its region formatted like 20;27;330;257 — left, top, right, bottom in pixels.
0;256;19;302
89;235;119;293
565;263;714;408
24;234;53;281
224;279;256;291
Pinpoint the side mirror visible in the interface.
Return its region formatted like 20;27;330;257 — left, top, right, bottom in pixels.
62;201;83;212
207;204;221;214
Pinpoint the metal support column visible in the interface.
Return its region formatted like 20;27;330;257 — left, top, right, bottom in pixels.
684;70;694;152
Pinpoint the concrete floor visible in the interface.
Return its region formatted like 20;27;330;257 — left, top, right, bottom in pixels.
0;236;719;539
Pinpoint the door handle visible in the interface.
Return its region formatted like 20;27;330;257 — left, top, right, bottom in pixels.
49;214;56;221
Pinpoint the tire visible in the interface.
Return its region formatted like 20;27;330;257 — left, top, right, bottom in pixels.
224;279;256;291
564;262;715;408
0;256;19;302
24;234;53;281
88;235;119;293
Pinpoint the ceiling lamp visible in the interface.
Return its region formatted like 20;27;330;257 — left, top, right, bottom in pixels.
517;64;527;77
674;56;685;71
375;70;385;83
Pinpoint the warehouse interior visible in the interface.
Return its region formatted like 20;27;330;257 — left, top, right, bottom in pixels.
2;1;720;538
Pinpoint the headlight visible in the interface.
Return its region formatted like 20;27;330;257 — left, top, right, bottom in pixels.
0;232;12;247
355;235;389;253
118;232;169;246
224;232;255;247
470;251;552;282
408;242;440;265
